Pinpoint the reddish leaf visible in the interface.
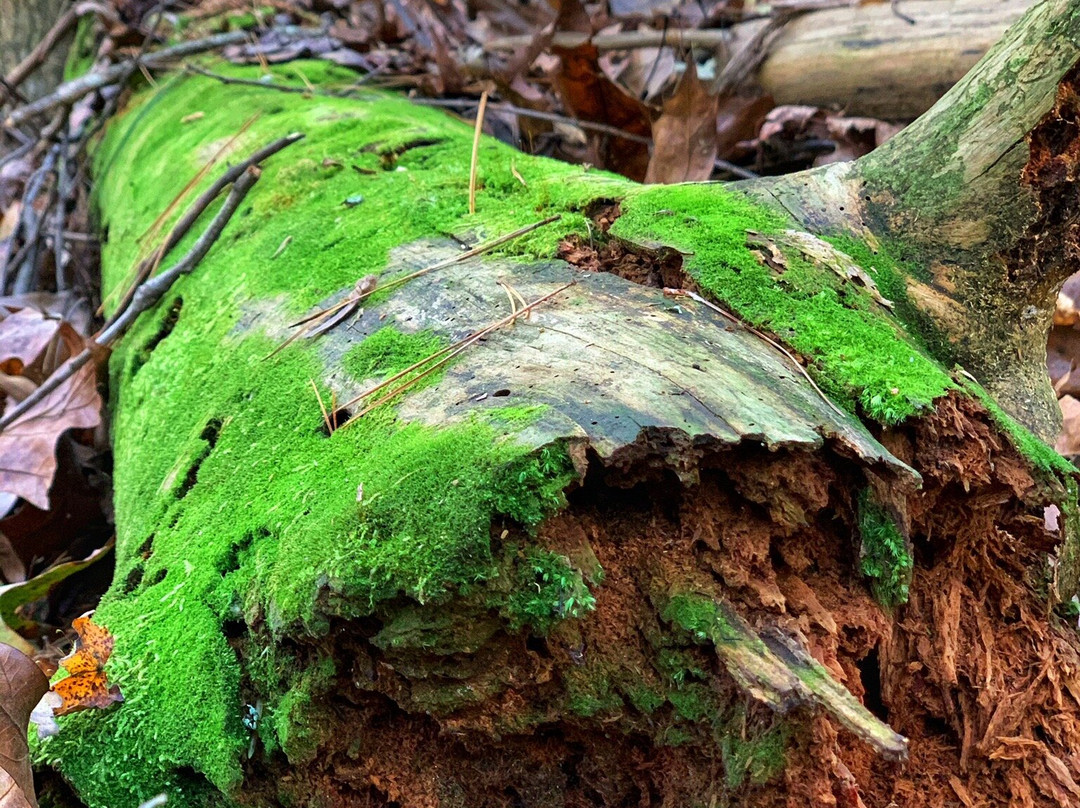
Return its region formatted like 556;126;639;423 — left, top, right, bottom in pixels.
645;61;719;184
0;644;49;808
551;0;652;180
51;615;123;716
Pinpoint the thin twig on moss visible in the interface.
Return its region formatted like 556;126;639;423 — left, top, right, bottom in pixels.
101;131;303;326
265;215;562;359
337;281;576;430
0;168;262;432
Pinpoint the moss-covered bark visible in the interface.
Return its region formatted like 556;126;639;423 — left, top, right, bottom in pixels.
35;4;1080;806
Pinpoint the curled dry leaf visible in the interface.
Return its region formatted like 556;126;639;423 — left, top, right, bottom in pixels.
645;61;719;184
0;644;49;808
0;539;115;635
0;308;102;510
52;615;123;716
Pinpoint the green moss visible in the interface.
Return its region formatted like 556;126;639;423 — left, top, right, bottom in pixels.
610;186;956;423
566;678;623;717
718;708;788;789
63;15;98;81
660;593;719;642
667;684;716;722
493;444;577;528
506;548;596;632
272;657;337;765
342;327;447;380
959;375;1076;478
42;64;602;808
625;685;666;714
856;488;913;608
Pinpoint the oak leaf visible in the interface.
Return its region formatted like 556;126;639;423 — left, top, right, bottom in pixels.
51;615;123;716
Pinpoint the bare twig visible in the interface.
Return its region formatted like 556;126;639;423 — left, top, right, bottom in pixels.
184;64;314;95
468;90;489;215
0;168;261;432
4;28;322;127
3;8;80;93
102;132;303;326
413;97;653;145
663;287;846;417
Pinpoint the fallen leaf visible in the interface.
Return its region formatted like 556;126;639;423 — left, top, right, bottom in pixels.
0;540;114;635
0;359;101;510
0;643;49;808
1056;271;1080;326
645;61;719;184
551;0;653;180
0;310;61;376
28;692;61;740
51;615;123;716
0;307;102;510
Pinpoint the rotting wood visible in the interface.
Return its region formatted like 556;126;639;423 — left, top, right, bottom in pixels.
30;2;1080;806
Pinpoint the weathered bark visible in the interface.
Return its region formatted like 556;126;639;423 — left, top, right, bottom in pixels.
744;0;1080;443
32;3;1080;808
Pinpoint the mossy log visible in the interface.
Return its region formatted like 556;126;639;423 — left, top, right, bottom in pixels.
36;3;1080;807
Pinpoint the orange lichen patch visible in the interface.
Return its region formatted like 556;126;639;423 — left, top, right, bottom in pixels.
52;615;124;716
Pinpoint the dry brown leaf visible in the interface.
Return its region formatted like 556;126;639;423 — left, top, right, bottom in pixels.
0;310;61;376
0;203;20;243
644;60;719;184
0;644;49;808
0;359;100;510
0;301;102;510
1056;271;1080;326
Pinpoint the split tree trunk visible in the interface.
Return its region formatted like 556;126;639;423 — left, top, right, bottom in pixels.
34;3;1080;808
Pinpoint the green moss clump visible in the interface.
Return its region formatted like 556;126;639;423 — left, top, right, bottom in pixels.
718;709;788;789
661;593;721;643
40;63;603;808
493;444;577;528
856;489;913;608
610;187;956;423
271;657;337;765
506;549;596;632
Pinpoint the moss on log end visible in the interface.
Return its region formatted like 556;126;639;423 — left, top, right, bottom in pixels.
35;52;1080;808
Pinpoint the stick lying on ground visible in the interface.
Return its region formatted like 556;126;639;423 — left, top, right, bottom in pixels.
3;28;323;128
0;134;303;432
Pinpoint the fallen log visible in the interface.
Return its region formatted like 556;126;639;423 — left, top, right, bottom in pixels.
484;0;1033;119
30;1;1080;807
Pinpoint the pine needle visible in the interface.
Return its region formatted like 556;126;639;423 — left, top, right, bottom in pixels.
337;281;575;429
468;90;489;215
264;215;561;360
